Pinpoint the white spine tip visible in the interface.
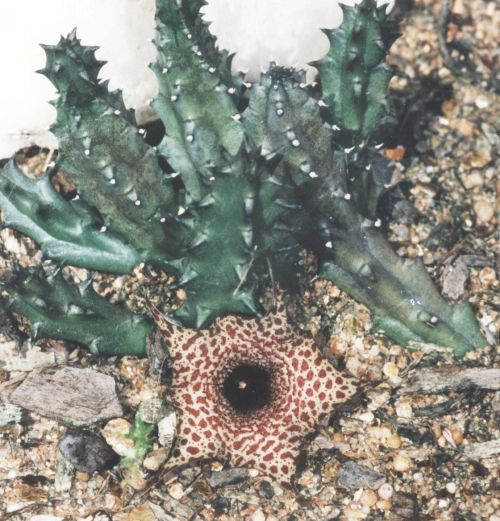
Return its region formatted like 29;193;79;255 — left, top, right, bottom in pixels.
135;200;141;207
109;178;116;185
344;193;351;200
114;109;121;116
309;171;318;178
325;241;333;248
374;219;382;227
292;139;300;147
171;95;178;102
84;149;90;156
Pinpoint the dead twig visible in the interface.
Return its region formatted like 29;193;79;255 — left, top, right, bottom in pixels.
400;366;500;394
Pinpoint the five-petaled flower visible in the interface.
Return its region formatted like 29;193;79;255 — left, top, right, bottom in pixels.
150;303;357;484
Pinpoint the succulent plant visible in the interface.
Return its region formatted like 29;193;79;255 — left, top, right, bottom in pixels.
0;0;487;357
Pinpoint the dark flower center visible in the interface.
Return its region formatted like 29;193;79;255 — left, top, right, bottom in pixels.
222;364;272;414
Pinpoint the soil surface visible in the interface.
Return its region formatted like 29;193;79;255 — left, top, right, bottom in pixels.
0;0;498;520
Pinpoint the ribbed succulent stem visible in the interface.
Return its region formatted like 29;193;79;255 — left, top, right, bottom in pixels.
0;160;142;273
39;30;179;267
317;208;487;356
3;268;151;356
313;0;399;146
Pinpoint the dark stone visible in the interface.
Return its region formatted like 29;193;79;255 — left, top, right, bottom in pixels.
259;479;275;499
337;461;385;490
392;492;419;520
212;495;231;515
20;475;50;486
470;461;489;477
207;467;249;488
391;199;419;224
59;429;119;473
397;426;423;444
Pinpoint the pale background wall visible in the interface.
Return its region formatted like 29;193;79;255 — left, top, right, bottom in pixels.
0;0;392;159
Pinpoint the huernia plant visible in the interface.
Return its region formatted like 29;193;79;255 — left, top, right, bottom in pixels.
0;0;486;357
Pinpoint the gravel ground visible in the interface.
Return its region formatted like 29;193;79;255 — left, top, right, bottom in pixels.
0;1;498;520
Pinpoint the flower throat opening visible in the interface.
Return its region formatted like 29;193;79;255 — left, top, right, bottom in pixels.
222;363;272;414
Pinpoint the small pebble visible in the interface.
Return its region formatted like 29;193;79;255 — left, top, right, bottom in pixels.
59;430;119;473
75;471;90;482
377;499;392;511
432;422;442;438
474;200;494;224
143;448;169;471
168;482;185;499
137;398;168;424
360;489;378;507
127;475;148;491
157;404;177;449
378;483;394;500
395;401;413;418
475;95;489;109
479;267;497;287
463;171;483;189
101;418;134;457
392;455;412;472
386;434;402;449
358;412;375;423
208;468;249;488
250;509;266;521
342;506;365;519
446;482;457;494
383;362;398;377
450;427;464;446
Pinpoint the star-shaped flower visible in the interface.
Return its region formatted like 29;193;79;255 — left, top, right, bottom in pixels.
150;304;357;484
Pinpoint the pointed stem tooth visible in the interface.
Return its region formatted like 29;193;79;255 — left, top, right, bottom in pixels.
418;311;431;323
244;196;255;215
188;233;207;250
359;264;375;281
242;228;253;248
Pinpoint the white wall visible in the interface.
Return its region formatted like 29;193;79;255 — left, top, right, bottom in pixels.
0;0;392;159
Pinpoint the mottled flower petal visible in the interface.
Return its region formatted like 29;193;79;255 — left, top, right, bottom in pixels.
150;303;357;484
